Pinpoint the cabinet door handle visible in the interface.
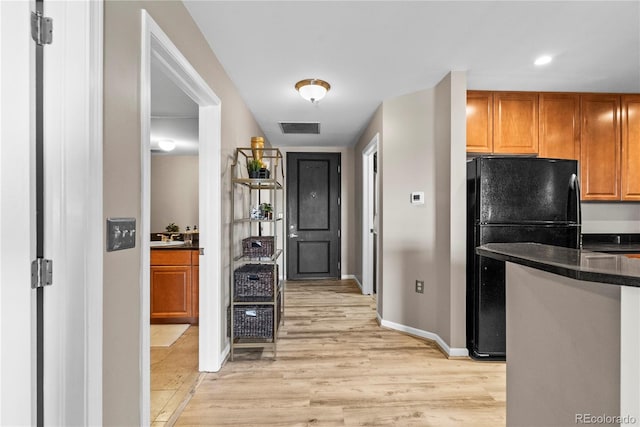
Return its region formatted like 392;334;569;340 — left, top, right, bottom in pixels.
289;233;298;238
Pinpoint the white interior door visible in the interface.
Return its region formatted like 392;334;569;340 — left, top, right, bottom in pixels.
362;134;379;296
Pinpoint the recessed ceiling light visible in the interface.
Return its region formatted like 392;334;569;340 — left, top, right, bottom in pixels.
158;139;176;152
534;55;553;66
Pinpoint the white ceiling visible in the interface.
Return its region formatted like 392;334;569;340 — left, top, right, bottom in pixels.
183;1;640;148
150;60;199;155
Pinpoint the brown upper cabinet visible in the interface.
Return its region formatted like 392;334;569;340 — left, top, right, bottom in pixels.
538;93;580;160
493;92;539;154
466;91;493;153
580;94;621;201
621;95;640;201
467;90;639;201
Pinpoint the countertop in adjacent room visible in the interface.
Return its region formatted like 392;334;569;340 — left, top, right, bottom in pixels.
476;242;640;287
581;233;640;253
150;243;200;250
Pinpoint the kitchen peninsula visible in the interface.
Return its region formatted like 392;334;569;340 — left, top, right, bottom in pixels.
477;243;640;427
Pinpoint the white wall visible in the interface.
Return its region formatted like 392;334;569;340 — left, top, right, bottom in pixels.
582;203;640;233
376;72;467;355
381;87;439;331
104;2;266;423
150;155;199;233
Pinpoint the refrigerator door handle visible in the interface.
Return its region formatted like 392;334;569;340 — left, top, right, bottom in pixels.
569;173;582;247
574;174;581;226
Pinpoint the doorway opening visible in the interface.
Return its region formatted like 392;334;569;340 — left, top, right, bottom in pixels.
362;134;380;296
141;11;223;426
148;60;200;422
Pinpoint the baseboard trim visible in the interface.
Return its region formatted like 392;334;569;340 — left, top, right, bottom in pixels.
380;319;469;358
219;342;230;369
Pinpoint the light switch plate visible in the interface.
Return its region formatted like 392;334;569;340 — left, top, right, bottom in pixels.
410;191;425;205
107;217;136;252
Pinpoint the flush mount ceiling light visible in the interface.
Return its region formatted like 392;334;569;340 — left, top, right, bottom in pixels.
158;139;176;152
295;78;331;103
534;55;553;66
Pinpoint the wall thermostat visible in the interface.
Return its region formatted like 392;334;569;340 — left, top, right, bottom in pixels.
410;191;425;205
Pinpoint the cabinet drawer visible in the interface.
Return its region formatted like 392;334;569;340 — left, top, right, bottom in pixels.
151;249;192;266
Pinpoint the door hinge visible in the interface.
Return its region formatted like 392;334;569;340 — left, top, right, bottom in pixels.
338;165;341;174
338;261;341;271
337;197;341;206
338;229;341;238
31;11;53;46
31;258;53;289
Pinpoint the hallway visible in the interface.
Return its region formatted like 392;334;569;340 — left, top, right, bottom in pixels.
174;280;505;426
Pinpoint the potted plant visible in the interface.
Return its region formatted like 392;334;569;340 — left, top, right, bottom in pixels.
247;158;262;179
165;222;179;233
260;202;273;220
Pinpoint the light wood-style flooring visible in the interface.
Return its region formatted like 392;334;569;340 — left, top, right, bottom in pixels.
151;325;200;426
173;280;506;426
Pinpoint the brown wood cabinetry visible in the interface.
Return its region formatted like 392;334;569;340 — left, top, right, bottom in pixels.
466;91;493;153
580;94;621;201
467;90;639;201
150;249;199;324
538;93;580;160
493;92;539;154
621;95;640;201
625;254;640;259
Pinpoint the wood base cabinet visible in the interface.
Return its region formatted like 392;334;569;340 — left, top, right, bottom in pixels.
150;249;199;324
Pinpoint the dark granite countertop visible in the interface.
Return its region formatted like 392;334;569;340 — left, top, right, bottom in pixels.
477;243;640;287
581;243;640;253
150;243;200;250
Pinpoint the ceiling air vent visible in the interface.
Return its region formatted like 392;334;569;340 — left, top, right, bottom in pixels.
279;122;320;135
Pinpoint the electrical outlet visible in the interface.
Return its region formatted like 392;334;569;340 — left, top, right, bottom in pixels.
107;217;136;252
415;280;424;293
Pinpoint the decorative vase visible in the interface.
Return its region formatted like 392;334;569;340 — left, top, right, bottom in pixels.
251;136;265;168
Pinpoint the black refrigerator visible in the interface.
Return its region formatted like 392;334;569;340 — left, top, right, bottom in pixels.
466;156;581;360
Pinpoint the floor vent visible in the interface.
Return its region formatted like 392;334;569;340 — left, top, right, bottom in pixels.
279;122;320;135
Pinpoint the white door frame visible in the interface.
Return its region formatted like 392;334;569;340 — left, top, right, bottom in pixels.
140;10;223;425
43;1;104;425
362;133;379;296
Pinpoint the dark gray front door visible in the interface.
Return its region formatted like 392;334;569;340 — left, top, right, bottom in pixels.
287;152;341;280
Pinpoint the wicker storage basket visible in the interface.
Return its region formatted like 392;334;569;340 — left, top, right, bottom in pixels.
233;305;274;339
242;236;274;258
234;264;276;301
